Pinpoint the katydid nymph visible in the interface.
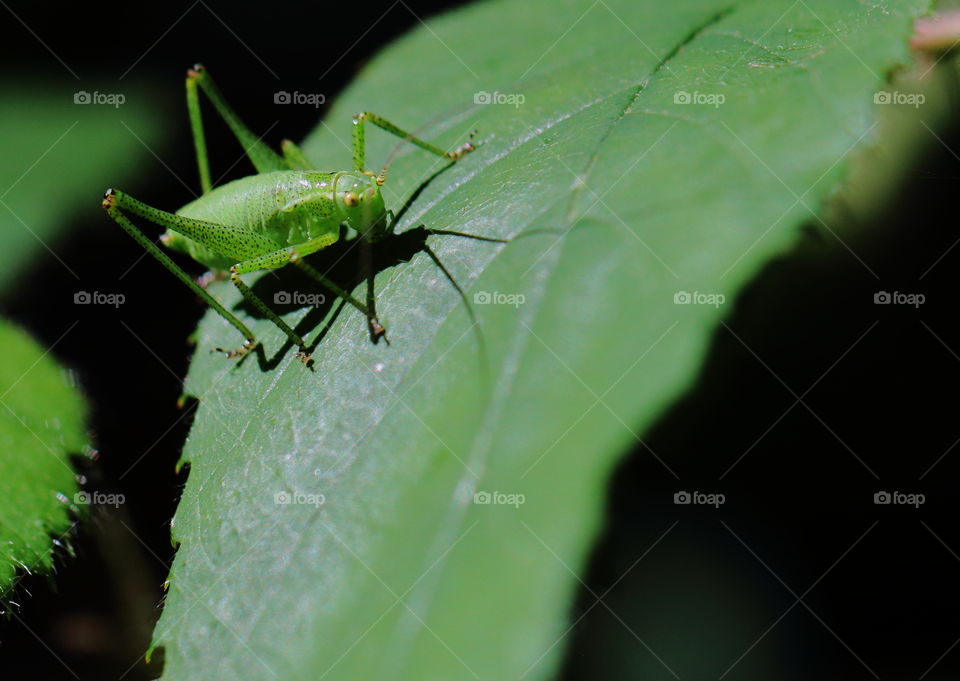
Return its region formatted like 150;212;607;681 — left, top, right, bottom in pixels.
102;64;501;364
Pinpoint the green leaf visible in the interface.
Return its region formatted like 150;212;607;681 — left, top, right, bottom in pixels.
0;82;158;593
153;1;927;679
0;320;89;593
0;82;164;295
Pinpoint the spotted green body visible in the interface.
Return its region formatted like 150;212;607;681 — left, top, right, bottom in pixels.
101;64;480;363
166;170;386;270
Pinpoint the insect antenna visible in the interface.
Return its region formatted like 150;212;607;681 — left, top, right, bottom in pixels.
375;146;402;186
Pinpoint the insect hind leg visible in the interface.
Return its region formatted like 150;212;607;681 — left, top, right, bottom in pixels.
101;188;259;356
185;63;288;192
291;254;388;344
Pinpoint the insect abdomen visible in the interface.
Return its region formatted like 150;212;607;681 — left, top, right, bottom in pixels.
177;170;342;244
161;171;343;269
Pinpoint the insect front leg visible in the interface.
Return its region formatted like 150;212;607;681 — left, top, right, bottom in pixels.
101;189;258;357
227;232;348;361
228;255;311;361
290;256;387;344
352;112;477;184
221;240;346;361
226;230;385;344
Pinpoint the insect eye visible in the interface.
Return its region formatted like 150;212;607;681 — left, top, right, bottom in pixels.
343;192;360;207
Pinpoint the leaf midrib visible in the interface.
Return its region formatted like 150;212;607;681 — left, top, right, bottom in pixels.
376;7;745;679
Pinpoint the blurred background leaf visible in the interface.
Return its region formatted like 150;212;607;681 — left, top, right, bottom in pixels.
0;319;88;594
0;84;164;596
0;82;162;595
150;0;928;680
0;83;163;295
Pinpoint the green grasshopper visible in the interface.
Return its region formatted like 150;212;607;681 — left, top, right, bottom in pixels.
103;64;497;363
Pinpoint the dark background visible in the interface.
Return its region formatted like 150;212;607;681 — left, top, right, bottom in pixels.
1;1;958;679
